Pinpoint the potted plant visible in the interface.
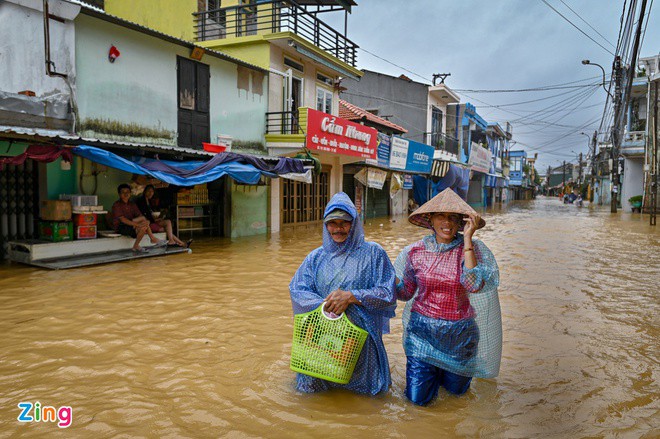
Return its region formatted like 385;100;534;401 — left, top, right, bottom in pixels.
628;195;643;210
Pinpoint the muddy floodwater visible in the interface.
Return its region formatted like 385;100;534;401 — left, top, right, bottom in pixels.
0;196;658;438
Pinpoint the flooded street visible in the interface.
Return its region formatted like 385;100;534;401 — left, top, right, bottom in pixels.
0;196;658;438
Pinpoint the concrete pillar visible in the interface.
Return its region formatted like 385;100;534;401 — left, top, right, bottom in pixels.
269;179;280;233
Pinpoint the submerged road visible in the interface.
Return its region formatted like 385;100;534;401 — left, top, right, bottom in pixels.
0;196;658;437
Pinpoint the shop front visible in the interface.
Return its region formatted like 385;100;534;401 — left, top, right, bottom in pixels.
466;142;492;208
275;107;378;227
1;138;310;267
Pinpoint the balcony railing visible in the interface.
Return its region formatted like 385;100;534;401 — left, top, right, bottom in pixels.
622;130;646;145
425;132;460;156
193;0;358;67
266;110;301;135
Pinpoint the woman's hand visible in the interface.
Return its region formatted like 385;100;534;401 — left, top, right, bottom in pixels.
463;213;479;240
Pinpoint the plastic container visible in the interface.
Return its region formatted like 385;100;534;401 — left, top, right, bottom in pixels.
216;134;232;152
290;302;368;384
202;142;227;153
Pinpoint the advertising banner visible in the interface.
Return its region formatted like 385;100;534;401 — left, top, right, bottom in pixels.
306;108;378;159
365;132;392;167
468;142;492;174
354;167;388;189
389;136;409;170
404;139;434;174
403;174;413;189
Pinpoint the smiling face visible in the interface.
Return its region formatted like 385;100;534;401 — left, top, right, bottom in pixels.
430;212;462;244
325;219;352;243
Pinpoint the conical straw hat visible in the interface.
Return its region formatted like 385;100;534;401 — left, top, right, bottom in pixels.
409;188;486;230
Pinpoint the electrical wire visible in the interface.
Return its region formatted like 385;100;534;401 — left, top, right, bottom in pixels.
539;0;616;56
558;0;617;49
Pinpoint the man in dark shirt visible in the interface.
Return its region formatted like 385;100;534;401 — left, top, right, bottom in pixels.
111;184;161;252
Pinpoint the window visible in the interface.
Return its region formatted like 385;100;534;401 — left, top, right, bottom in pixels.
207;0;225;26
317;72;333;87
316;87;332;113
512;157;522;172
284;57;304;73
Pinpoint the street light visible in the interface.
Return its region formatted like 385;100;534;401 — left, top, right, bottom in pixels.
581;59;613;99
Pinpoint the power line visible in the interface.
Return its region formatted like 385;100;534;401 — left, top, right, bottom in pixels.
558;0;617;49
358;47;431;84
455;83;603;93
539;0;616;56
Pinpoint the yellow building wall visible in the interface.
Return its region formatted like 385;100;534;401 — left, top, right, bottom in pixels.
198;38;271;70
104;0;197;41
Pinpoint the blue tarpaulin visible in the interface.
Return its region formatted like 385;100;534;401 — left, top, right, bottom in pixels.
72;145;282;186
412;165;470;205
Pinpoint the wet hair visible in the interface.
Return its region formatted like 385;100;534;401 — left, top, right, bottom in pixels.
117;183;131;194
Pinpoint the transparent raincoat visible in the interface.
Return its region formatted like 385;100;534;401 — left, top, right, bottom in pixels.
289;193;397;395
394;234;502;378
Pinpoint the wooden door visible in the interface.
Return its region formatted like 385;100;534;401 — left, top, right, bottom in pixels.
177;57;210;149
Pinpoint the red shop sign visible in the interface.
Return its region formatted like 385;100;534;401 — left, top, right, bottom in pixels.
305;108;378;159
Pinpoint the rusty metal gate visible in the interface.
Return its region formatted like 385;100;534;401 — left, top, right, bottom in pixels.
0;160;40;259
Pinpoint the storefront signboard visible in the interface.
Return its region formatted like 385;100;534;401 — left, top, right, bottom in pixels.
389;136;409;170
403;174;413;189
405;140;433;174
365;133;391;167
468;142;492;174
306;108;378;159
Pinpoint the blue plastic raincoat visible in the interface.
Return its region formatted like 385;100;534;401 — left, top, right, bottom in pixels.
289;192;397;395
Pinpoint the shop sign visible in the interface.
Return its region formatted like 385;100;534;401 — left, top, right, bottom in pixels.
389;136;408;170
389;136;433;173
355;184;364;217
403;174;413;189
366;133;392;167
306;108;378;159
367;168;388;189
405;139;433;173
468;142;492;174
354;167;388;190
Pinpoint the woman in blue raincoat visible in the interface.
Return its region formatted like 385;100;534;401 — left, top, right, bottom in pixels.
394;188;502;405
289;192;397;395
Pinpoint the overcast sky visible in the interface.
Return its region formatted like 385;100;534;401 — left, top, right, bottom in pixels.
327;0;660;171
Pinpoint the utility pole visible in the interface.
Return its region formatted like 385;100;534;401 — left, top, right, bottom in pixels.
590;131;597;203
578;152;583;189
611;55;622;213
613;0;648;212
651;80;658;226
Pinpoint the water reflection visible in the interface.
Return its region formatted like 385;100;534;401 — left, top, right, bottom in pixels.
0;196;658;437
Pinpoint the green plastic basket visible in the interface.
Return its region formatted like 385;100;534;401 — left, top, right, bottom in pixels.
290;302;368;384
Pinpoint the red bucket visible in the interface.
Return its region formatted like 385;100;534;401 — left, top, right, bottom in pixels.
202;142;227;153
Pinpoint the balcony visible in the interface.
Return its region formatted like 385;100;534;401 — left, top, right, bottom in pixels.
426;132;460;157
193;0;358;67
265;108;308;150
266;110;302;135
621;130;646;156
